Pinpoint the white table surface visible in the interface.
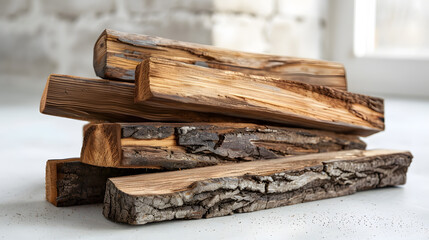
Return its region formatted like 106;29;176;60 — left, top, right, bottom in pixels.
0;97;428;240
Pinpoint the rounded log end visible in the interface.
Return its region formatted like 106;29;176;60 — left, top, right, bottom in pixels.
93;30;108;78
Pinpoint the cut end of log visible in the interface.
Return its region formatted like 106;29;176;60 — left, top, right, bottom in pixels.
81;123;122;167
343;68;348;90
45;158;79;206
45;160;58;206
93;29;108;79
135;59;153;102
46;158;163;207
39;74;51;114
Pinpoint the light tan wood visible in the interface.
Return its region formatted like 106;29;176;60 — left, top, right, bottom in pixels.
81;122;366;169
94;29;347;90
134;57;384;136
104;149;412;225
110;149;407;196
80;123;122;167
121;135;176;147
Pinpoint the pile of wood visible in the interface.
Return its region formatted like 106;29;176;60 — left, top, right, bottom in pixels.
41;29;412;225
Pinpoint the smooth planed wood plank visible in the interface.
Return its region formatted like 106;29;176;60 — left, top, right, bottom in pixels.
94;29;347;90
134;57;384;136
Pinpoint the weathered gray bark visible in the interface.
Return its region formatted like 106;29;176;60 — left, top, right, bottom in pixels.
103;150;412;225
51;161;158;207
120;123;366;169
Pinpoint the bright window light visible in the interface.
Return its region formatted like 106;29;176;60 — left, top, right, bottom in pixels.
354;0;429;58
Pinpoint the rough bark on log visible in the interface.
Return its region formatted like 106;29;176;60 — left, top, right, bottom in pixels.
39;74;246;122
103;149;412;225
94;29;347;90
135;58;384;136
45;158;158;207
81;122;366;169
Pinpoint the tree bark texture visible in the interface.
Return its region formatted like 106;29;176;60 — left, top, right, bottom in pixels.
81;122;366;169
45;159;159;207
103;149;412;225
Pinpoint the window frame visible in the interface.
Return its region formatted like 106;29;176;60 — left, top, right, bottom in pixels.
326;0;429;98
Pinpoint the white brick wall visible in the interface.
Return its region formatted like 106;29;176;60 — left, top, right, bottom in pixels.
124;0;213;14
40;0;115;20
0;0;328;84
211;0;327;58
212;14;267;53
278;0;322;19
267;16;322;58
0;0;30;17
213;0;274;17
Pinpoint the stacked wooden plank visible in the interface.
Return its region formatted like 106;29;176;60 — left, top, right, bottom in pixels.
41;29;412;225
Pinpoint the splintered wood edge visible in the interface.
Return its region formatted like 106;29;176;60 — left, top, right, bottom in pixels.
134;57;383;136
101;29;347;90
81;123;122;167
109;149;411;196
103;28;346;69
45;158;79;206
94;30;108;78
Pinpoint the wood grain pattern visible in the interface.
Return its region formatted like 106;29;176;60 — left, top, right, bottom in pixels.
45;159;158;207
94;29;347;90
81;122;366;169
103;149;412;225
40;74;247;123
135;58;384;136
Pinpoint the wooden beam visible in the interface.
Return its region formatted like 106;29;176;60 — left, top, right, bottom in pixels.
134;58;384;136
40;74;245;122
45;158;158;207
103;149;412;225
81;122;366;169
94;29;347;90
